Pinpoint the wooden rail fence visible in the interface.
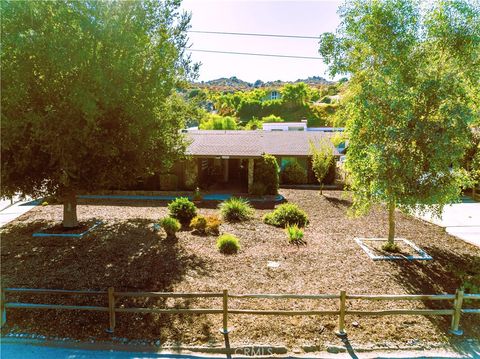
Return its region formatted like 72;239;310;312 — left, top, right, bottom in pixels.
1;287;479;337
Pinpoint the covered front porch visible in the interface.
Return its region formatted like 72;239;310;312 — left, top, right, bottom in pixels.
195;156;254;192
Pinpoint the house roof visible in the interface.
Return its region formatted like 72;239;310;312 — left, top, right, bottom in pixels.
185;130;341;158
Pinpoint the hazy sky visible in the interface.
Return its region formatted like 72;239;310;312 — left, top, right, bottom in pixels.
181;0;342;82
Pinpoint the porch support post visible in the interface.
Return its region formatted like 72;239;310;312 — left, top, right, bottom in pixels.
247;158;254;193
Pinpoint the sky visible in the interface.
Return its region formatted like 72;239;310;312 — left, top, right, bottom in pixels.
180;0;342;83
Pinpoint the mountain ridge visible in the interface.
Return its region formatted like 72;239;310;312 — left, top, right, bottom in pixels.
193;76;334;89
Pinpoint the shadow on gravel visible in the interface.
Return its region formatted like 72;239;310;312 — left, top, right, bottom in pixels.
1;219;217;344
390;245;480;355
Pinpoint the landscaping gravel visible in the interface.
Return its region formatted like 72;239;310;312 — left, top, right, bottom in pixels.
1;189;479;349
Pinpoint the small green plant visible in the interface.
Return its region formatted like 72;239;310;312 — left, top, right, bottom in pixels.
219;197;254;222
285;225;305;245
381;242;400;252
160;217;181;238
216;233;240;254
193;187;202;201
205;215;221;235
190;215;207;234
168;197;197;225
41;201;49;206
263;203;309;227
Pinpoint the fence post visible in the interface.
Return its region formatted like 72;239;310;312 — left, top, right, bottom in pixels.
0;288;6;328
106;287;115;334
335;290;347;337
220;289;229;334
449;288;464;335
219;290;232;359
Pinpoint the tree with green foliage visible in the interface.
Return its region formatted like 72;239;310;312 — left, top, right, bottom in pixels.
254;154;280;195
310;141;334;194
319;0;479;247
281;83;310;107
1;0;196;227
199;114;237;130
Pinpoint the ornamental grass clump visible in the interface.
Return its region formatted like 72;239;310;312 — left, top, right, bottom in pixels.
218;197;254;222
159;217;181;238
216;233;240;254
168;197;197;225
285;224;305;245
263;203;309;227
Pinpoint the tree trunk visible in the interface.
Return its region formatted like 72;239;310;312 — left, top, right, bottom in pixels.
387;202;395;244
62;191;78;228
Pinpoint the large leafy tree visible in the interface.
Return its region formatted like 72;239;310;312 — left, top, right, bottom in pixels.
319;0;480;245
1;0;196;227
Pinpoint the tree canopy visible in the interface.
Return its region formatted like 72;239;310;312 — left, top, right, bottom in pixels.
319;0;480;243
1;0;196;226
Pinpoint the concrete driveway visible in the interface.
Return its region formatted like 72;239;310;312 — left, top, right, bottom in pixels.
415;198;480;248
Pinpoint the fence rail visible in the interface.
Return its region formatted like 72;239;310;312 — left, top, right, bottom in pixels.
1;287;479;338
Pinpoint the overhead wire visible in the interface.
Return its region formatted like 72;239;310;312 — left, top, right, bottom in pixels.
186;48;323;60
188;30;320;40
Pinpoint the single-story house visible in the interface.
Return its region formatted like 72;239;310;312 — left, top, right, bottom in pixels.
162;130;343;192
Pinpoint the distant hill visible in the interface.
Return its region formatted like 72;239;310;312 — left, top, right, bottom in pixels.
194;76;333;90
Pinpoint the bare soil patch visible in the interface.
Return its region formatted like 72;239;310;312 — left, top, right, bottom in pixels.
1;189;479;349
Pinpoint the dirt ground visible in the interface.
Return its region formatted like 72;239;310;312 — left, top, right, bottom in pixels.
1;189;479;349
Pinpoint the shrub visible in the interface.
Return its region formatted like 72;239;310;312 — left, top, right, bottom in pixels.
261;114;283;122
216;234;240;254
253;154;279;195
193;187;202;201
168;197;197;225
205;215;221;235
281;162;307;184
160;217;181;237
219;197;254;222
263;203;309;227
285;225;305;245
190;214;221;235
190;215;207;233
249;182;267;196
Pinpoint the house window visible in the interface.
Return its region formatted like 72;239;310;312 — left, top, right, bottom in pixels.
270;91;279;100
280;157;307;171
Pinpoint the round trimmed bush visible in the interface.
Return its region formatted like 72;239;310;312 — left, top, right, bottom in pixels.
190;215;207;234
216;233;240;254
205;215;221;235
160;217;181;237
218;197;254;222
168;197;197;225
263;203;309;227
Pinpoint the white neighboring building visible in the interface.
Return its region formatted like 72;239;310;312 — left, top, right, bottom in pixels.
262;121;307;131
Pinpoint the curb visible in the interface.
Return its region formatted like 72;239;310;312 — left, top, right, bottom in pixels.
1;337;477;358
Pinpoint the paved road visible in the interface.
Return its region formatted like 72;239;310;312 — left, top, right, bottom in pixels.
0;343;478;359
415;199;480;248
0;198;40;228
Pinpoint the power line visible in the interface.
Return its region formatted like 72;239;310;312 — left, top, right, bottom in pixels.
188;30;320;40
186;48;323;60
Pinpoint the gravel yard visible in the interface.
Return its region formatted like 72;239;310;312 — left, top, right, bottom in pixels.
1;189;479;349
